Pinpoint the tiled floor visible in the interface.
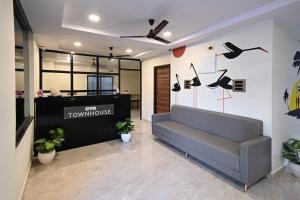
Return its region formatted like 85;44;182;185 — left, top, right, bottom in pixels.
131;109;140;118
23;119;299;200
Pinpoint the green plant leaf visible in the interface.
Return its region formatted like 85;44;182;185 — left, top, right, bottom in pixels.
45;141;55;151
56;128;64;137
282;138;300;164
34;138;46;144
115;119;134;134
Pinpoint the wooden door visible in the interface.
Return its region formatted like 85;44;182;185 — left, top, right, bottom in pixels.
154;65;170;114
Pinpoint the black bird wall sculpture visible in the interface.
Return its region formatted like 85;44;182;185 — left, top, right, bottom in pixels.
218;42;269;59
293;51;300;75
190;63;201;86
207;69;232;90
172;74;181;92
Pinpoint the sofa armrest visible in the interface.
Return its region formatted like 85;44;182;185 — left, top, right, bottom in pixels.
240;136;271;186
152;112;170;123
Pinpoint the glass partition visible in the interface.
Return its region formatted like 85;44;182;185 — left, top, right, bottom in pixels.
120;59;140;70
39;51;141;115
99;58;118;73
119;59;140;118
15;48;24;70
73;55;97;72
15;48;24;91
42;51;70;71
43;73;71;93
120;70;140;94
15;16;26;131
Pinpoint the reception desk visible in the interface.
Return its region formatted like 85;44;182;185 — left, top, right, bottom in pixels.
35;95;131;151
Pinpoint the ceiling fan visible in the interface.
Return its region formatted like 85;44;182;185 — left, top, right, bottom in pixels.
120;19;171;44
105;47;130;60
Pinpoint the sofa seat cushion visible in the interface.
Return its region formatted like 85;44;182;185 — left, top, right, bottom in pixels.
154;120;240;171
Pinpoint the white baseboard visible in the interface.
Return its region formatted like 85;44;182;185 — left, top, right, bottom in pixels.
270;166;284;176
18;159;32;200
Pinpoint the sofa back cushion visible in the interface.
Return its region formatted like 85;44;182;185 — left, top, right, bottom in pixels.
170;105;263;143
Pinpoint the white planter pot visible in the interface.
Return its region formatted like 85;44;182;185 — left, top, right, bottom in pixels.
289;162;300;178
121;133;131;143
37;149;56;164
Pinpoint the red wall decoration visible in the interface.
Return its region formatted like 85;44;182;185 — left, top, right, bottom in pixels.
172;46;186;58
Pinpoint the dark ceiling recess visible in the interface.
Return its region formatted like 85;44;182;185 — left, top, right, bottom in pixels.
120;19;171;44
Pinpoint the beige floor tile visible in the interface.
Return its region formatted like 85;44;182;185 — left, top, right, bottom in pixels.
22;119;299;200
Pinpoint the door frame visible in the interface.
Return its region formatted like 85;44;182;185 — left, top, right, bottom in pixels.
154;64;171;114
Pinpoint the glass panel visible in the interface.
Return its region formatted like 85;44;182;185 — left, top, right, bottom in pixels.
74;74;97;91
43;51;70;71
87;76;97;91
15;71;24;91
87;76;97;96
99;58;118;73
15;17;26;131
120;70;140;95
112;75;119;93
100;76;113;95
43;73;70;91
15;48;24;69
120;69;140;117
120;59;140;70
73;55;97;72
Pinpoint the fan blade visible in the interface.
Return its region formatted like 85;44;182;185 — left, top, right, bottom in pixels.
154;36;171;44
113;55;130;58
120;36;146;38
153;20;169;35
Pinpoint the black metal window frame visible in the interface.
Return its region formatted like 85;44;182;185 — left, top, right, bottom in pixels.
39;49;143;119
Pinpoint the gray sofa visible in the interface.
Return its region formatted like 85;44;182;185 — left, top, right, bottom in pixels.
152;105;271;191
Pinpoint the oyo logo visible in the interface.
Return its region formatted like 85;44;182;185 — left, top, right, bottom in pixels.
85;106;96;111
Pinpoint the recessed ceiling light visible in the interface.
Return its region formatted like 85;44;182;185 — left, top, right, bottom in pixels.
163;31;172;37
126;49;132;53
89;14;100;22
74;42;82;47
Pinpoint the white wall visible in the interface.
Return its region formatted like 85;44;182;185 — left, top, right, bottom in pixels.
142;55;171;121
0;2;39;199
15;123;34;200
171;21;274;136
142;21;297;173
272;23;300;172
14;34;40;200
171;21;276;169
0;0;17;199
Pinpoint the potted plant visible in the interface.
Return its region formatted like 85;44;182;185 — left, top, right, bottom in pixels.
34;128;65;164
115;119;134;143
282;138;300;178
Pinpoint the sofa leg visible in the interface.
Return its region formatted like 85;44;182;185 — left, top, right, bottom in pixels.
185;153;188;157
244;185;248;192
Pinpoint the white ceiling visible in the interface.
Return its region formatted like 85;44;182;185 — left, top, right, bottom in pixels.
21;0;300;59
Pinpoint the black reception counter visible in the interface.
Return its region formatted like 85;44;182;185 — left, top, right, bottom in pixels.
34;95;131;151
